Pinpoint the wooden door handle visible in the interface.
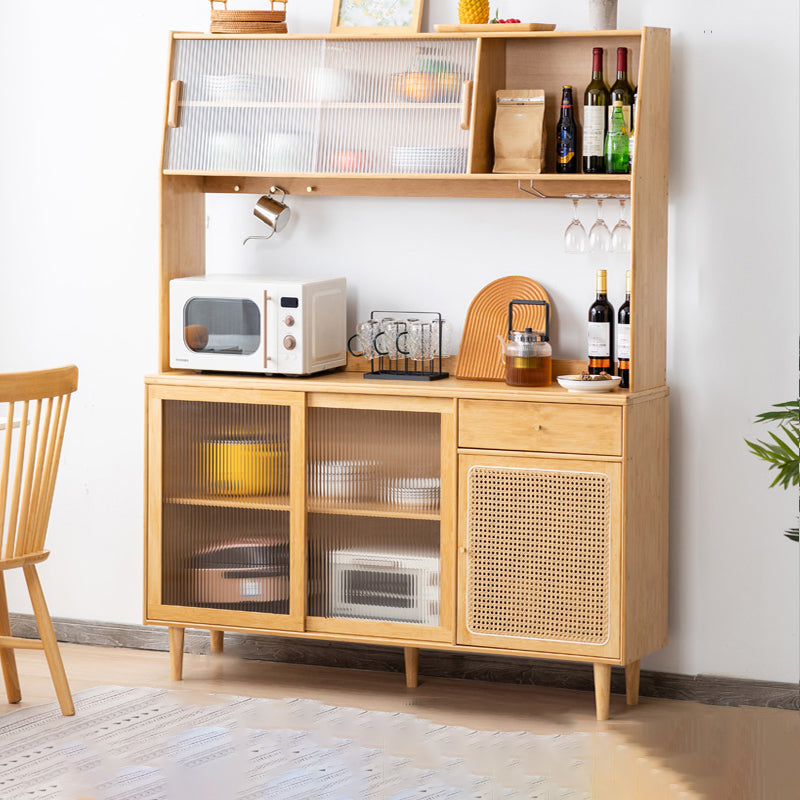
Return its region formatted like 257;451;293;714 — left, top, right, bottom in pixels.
460;80;474;131
168;80;183;128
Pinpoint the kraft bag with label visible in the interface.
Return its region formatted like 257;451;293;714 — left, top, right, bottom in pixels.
492;89;546;173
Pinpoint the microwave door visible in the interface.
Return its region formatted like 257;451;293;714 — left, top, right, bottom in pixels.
184;297;262;367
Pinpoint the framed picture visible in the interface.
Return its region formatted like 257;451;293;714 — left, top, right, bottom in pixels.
330;0;424;34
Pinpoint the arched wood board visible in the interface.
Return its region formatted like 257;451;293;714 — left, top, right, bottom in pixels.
455;276;550;381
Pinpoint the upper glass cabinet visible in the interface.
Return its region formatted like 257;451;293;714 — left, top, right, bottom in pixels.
164;37;478;174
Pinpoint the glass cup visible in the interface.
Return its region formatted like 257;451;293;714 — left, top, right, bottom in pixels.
347;319;381;360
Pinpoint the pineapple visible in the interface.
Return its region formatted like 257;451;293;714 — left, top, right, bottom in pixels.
458;0;489;25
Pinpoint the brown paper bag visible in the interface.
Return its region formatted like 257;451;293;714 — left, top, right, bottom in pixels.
492;89;546;174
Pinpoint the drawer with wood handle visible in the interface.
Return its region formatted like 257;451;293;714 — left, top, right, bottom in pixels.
458;399;622;456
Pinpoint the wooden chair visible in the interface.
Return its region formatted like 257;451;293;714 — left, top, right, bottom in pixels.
0;365;78;715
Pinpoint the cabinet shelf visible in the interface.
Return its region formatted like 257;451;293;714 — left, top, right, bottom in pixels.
308;501;440;520
165;494;290;511
182;101;464;110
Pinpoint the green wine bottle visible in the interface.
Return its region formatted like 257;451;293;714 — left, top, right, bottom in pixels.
608;47;635;134
605;101;629;174
582;47;609;174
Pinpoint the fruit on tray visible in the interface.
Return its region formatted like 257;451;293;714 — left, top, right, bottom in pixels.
458;0;489;25
394;71;461;102
490;9;521;23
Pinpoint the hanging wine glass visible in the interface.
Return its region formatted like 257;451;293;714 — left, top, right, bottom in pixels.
610;194;632;254
588;193;611;254
564;194;587;254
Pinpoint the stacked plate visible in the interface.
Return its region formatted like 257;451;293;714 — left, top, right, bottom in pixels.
203;74;278;103
391;146;467;174
310;459;381;502
388;477;440;510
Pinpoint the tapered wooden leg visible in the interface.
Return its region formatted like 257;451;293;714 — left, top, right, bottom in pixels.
625;660;641;706
404;647;419;688
210;629;224;654
593;663;611;721
0;573;21;704
168;626;185;681
23;565;74;716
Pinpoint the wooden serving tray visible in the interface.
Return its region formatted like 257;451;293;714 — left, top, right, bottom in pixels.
433;23;556;32
455;275;550;381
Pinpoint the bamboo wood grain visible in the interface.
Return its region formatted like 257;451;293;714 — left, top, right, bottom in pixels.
593;662;611;720
460;80;474;130
210;629;224;654
146;371;666;406
621;396;669;663
458;399;622;456
625;659;640;705
0;635;45;650
630;28;670;392
24;565;73;715
168;626;185;681
305;616;453;644
0;573;20;703
167;80;183;128
438;400;458;639
198;174;631;199
289;396;308;629
404;647;419;688
159;175;205;372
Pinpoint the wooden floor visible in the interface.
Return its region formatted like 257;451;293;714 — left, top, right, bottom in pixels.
1;642;798;799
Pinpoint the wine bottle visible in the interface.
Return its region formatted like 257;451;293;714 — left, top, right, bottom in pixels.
608;47;634;134
605;100;630;174
588;269;614;375
556;85;577;173
617;270;631;388
582;47;608;174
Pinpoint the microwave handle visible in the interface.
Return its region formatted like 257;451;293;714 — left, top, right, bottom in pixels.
263;291;271;368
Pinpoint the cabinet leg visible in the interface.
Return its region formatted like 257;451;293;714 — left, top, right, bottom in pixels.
210;629;224;655
168;626;185;681
404;647;419;688
625;660;641;706
593;663;612;721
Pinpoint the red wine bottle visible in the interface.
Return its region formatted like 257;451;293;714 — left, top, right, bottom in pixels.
588;269;614;374
582;47;608;174
617;270;631;387
556;85;577;173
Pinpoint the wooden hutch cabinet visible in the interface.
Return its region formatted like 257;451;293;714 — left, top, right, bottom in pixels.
146;27;670;720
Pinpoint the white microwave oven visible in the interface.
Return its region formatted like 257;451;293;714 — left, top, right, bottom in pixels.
328;546;440;626
169;274;347;376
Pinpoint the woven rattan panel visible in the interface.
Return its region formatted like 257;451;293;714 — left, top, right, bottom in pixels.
466;466;610;644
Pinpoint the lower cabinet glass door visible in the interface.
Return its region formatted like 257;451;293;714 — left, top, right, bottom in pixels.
304;396;455;642
458;453;621;659
146;386;305;632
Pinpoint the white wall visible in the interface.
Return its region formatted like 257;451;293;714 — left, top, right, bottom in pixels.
0;0;797;683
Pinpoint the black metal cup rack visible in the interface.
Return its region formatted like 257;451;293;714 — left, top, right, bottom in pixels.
347;310;449;381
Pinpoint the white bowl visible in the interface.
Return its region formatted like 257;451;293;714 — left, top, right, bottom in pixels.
557;374;623;393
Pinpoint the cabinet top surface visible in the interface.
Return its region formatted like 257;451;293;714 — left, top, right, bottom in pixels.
145;370;668;406
171;28;660;41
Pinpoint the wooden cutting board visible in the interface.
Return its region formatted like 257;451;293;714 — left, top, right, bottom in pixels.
455;276;550;381
433;23;556;32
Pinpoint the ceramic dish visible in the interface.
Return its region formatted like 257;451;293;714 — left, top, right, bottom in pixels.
557;374;622;393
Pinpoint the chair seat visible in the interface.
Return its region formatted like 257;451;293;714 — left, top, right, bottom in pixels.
0;551;50;571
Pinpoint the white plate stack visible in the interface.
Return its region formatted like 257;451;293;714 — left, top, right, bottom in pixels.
390;146;467;174
310;459;381;502
388;477;441;510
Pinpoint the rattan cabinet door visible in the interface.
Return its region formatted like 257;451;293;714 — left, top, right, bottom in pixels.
457;453;621;660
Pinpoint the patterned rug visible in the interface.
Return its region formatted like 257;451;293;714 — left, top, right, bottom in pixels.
0;686;593;799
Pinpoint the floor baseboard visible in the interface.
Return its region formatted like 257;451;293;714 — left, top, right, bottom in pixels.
10;613;799;711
